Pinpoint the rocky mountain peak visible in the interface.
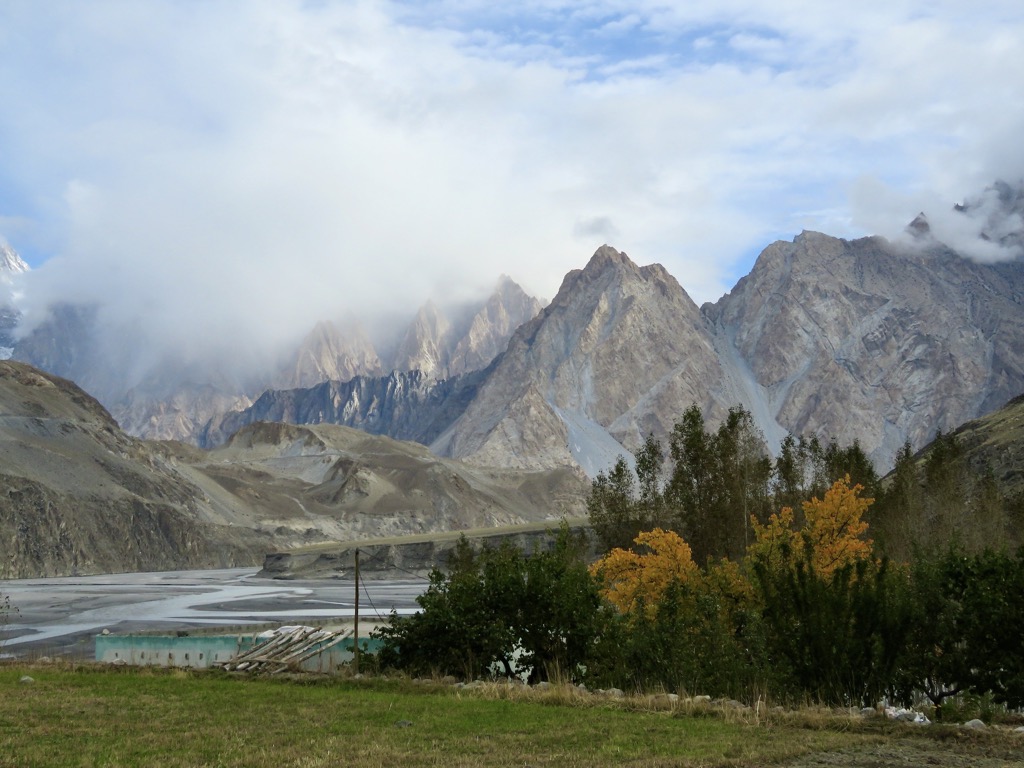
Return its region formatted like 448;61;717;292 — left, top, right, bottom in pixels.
589;243;631;264
578;244;641;281
0;243;26;357
389;278;541;381
390;300;453;378
0;244;27;274
0;243;29;275
432;245;724;471
275;319;382;390
906;212;931;237
706;229;1024;468
550;245;690;318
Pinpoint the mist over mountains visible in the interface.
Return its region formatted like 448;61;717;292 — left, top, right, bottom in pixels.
6;270;542;445
4;183;1024;478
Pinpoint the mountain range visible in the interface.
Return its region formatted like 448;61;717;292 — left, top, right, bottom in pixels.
8;271;542;445
204;214;1024;474
6;183;1024;481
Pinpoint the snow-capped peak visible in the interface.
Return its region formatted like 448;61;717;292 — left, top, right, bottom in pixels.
0;243;29;275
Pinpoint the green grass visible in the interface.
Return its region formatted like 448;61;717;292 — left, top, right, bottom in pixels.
0;665;1009;768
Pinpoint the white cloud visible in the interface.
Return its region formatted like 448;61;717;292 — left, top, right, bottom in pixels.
0;0;1022;393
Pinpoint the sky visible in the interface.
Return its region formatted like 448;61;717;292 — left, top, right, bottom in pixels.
1;0;1023;376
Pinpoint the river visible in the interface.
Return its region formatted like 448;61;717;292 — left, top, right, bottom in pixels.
0;567;426;659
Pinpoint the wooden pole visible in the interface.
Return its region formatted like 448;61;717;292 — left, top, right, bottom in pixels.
353;547;360;674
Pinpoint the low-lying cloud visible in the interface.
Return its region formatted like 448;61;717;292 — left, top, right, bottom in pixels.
0;1;1023;395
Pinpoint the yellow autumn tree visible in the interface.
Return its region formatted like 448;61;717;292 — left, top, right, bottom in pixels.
747;505;798;575
747;475;873;580
590;528;699;614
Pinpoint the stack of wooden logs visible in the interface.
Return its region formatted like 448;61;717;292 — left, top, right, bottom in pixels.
219;626;352;674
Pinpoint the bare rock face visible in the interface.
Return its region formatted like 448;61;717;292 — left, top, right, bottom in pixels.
388;276;542;380
433;235;1024;476
390;301;451;379
11;275;538;445
113;383;255;444
110;321;386;444
432;246;729;471
272;320;383;390
207;421;587;542
10;188;1024;478
447;275;544;376
11;303;99;387
707;231;1024;467
202;368;484;448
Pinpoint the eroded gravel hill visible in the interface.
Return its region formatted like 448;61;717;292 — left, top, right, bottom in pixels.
0;361;270;577
0;361;586;578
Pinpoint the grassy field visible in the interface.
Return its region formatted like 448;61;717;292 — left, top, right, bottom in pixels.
1;665;1021;767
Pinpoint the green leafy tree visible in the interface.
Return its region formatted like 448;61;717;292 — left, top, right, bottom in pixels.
666;404;719;560
588;434;671;553
898;547;1024;713
375;526;605;683
773;434;825;511
751;544;908;706
870;441;923;561
873;431;1015;559
822;439;879;499
666;405;771;562
635;434;666;519
587;457;640;552
516;527;605;681
375;536;517;679
717;407;774;553
894;548;969;712
746;478;907;705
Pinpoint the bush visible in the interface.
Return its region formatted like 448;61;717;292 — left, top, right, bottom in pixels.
375;525;605;683
896;546;1024;713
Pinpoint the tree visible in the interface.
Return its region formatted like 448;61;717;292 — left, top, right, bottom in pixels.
666;405;719;560
635;434;666;518
748;476;873;581
666;405;771;562
590;528;765;698
590;528;699;615
587;434;673;554
375;527;605;683
870;441;923;561
872;431;1016;559
822;439;879;498
751;551;908;705
516;527;605;681
746;477;900;705
773;434;818;511
587;457;639;552
375;536;517;679
897;547;1024;713
716;407;774;554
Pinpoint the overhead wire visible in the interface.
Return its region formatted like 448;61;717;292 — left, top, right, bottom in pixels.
352;548;429;623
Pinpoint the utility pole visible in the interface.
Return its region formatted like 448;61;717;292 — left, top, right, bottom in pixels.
353;547;360;674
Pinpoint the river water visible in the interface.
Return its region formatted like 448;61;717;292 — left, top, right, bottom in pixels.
0;567;426;659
